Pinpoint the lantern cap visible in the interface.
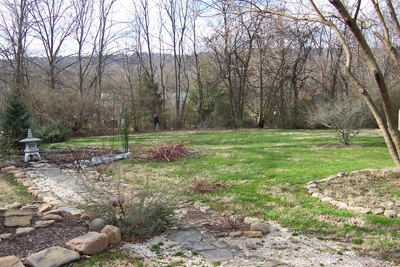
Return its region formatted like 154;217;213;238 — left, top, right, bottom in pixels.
19;129;41;143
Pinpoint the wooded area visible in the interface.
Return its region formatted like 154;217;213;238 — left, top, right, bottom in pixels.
0;0;399;140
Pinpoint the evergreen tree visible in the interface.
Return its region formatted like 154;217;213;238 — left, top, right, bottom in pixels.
1;95;31;152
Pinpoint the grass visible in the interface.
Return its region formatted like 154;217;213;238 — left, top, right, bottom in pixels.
45;128;400;259
0;174;35;204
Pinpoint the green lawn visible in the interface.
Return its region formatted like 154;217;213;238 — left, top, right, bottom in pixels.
55;128;400;259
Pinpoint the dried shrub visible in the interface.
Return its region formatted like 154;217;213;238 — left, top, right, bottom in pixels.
185;178;226;194
221;205;247;230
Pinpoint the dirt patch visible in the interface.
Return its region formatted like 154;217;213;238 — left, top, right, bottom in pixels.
317;169;400;211
312;143;368;149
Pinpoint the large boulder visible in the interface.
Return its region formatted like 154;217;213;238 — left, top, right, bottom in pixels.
26;246;80;267
66;232;108;255
101;225;121;245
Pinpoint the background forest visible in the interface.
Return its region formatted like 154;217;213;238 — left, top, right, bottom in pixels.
0;0;398;137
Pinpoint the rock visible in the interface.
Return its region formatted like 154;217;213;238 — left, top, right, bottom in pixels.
70;209;84;217
371;208;384;215
4;210;33;227
22;181;36;187
333;202;348;210
44;209;62;216
5;202;23;210
22;205;39;211
15;178;27;184
1;166;16;173
244;217;264;224
66;232;109;255
102;157;113;164
194;201;205;209
89;218;108;232
347;206;371;214
0;233;12;240
311;192;322;198
15;227;35;237
250;223;270;234
167;229;203;242
124;152;133;159
229;231;243;238
43;196;58;203
0;207;9;213
384;201;395;209
198;249;234;262
91;157;102;165
321;197;333;202
26;246;80;267
263;259;289;266
39;204;53;213
0;255;24;267
243;231;263;238
304;183;316;189
34;220;55;228
43;214;63;222
37;193;50;201
308;188;320;194
200;205;211;212
101;225;121;245
14;173;27;179
384;210;398;218
49;200;63;207
178;224;197;231
358;208;371;214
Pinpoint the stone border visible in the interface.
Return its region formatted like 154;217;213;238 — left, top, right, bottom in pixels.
305;168;399;218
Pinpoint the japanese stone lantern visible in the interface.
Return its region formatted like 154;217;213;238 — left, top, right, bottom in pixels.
19;129;41;162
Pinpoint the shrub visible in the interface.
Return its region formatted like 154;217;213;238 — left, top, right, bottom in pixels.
307;94;368;145
82;180;177;238
36;120;71;143
1;95;31;152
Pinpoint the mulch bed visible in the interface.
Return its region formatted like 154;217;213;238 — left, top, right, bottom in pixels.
0;212;88;260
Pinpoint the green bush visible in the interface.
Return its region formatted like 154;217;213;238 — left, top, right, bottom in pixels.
1;95;31;152
36;120;71;143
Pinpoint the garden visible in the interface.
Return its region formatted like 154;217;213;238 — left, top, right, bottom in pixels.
2;128;400;265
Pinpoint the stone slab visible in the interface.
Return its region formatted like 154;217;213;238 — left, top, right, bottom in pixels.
26;246;80;267
167;230;203;242
4;215;32;227
184;242;216;252
198;248;234;262
0;255;24;267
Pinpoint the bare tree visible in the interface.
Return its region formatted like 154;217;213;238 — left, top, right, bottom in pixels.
161;0;191;128
72;0;96;97
223;0;400;166
0;0;32;97
94;0;117;101
30;0;76;91
131;0;159;114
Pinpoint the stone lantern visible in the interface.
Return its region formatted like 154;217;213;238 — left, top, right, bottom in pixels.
19;129;41;162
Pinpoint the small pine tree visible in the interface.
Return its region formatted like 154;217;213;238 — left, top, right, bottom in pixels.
1;95;31;152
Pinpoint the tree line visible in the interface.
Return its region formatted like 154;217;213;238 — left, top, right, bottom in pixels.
0;0;399;140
